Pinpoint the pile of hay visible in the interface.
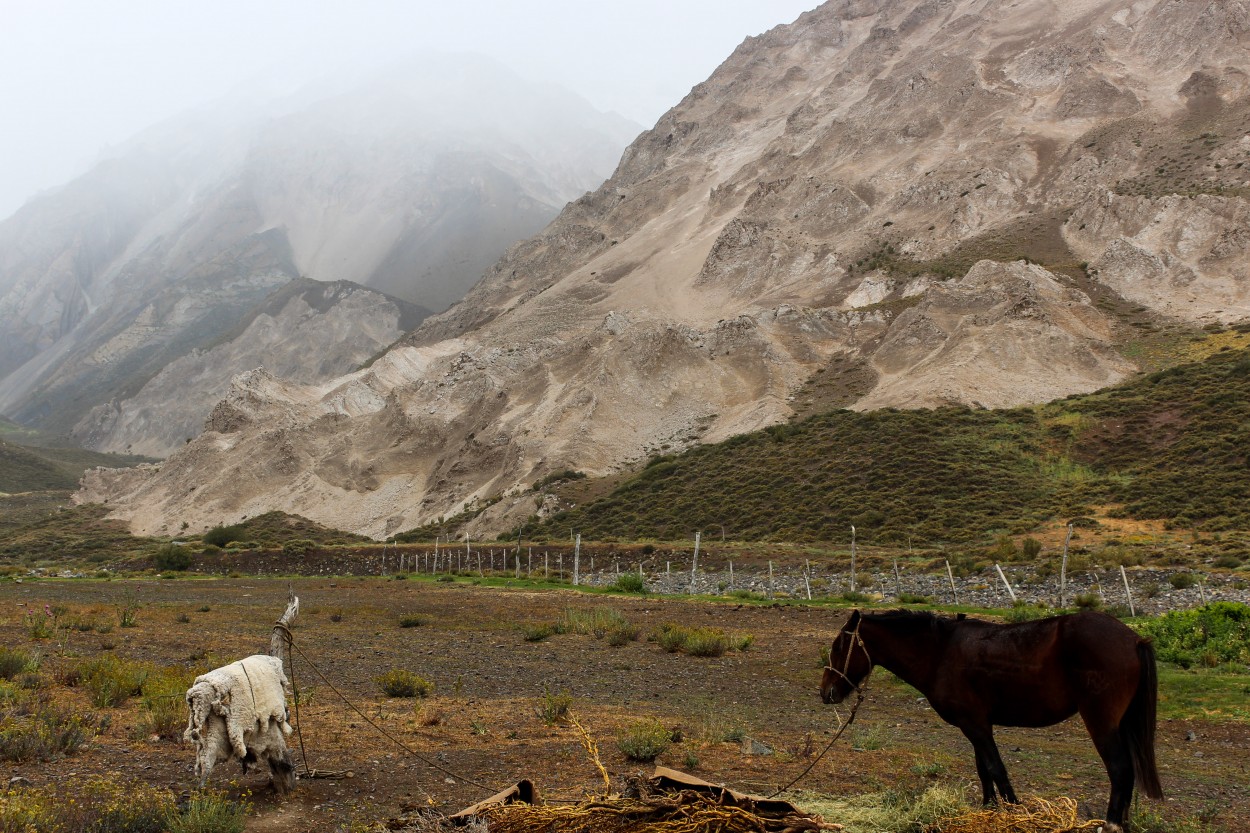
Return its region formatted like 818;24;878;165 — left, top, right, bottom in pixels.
482;790;838;833
930;796;1104;833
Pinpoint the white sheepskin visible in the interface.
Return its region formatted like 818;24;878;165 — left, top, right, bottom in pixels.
184;654;295;791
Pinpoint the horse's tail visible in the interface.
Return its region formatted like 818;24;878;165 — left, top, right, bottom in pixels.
1122;639;1164;799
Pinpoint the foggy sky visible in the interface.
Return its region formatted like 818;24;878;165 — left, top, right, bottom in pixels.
0;0;819;221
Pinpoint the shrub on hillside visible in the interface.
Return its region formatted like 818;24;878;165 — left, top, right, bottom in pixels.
202;526;244;548
152;543;192;571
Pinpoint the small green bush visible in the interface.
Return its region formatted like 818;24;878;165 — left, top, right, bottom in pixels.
0;647;31;681
398;614;425;628
898;592;930;604
617;720;673;762
78;655;149;708
152;543;192;571
282;539;315;556
651;623;749;656
655;623;688;653
557;607;633;639
0;705;96;762
684;628;730;657
605;622;640;646
1138;602;1250;668
137;666;195;739
1004;601;1046;623
202;525;244;548
1169;573;1198;590
375;669;433;698
167;790;248;833
612;572;648;593
535;689;572;725
1073;592;1103;610
521;623;555;642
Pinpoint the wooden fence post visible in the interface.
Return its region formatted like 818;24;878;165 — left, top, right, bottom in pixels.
1059;522;1074;608
850;525;858;593
690;532;701;593
1120;565;1135;617
945;560;958;605
995;564;1017;603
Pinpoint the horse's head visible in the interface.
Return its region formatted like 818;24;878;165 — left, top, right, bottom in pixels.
820;609;872;704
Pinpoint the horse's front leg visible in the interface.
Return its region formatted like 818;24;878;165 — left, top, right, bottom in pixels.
960;726;999;806
960;725;1018;805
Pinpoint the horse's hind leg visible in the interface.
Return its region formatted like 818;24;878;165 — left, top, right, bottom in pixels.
960;725;1018;805
1082;719;1135;831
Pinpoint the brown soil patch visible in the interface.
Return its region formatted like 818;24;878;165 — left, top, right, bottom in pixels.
0;578;1246;832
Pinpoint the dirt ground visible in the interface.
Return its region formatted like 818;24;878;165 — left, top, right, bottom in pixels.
0;576;1246;832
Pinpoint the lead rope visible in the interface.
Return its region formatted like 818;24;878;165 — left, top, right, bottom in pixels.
274;621;500;796
273;622;313;779
768;622;870;798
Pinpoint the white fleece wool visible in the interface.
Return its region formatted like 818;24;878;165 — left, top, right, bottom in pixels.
184;654;293;778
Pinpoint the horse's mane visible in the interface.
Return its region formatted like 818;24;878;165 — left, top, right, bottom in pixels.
862;608;963;632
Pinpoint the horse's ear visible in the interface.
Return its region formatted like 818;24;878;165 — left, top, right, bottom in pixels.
846;609;861;629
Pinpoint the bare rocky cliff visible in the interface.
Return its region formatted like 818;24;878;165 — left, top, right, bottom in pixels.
81;0;1250;538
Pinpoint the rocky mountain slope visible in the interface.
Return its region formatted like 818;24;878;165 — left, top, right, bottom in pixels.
0;55;637;447
82;0;1250;539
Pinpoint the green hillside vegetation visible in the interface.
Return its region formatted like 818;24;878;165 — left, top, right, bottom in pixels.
0;502;156;567
0;438;154;494
199;511;372;549
532;343;1250;546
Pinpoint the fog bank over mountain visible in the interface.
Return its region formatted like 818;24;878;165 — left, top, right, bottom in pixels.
0;55;637;456
0;0;818;221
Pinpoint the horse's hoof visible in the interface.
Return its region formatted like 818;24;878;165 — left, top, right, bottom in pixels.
1099;824;1124;833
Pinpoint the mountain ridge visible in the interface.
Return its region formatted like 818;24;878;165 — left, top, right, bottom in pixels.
80;0;1250;539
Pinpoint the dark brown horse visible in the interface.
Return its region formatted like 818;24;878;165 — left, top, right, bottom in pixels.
820;609;1162;832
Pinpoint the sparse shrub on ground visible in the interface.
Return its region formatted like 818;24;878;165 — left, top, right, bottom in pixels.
136;666;195;739
0;777;240;833
1021;537;1043;559
556;607;635;641
521;623;555;642
605;622;640;646
617;719;673;762
399;614;425;628
375;669;433;698
684;628;730;657
841;590;872;604
0;702;96;762
166;790;248;833
898;592;930;604
78;655;149;708
536;689;572;725
0;647;31;681
651;623;751;657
